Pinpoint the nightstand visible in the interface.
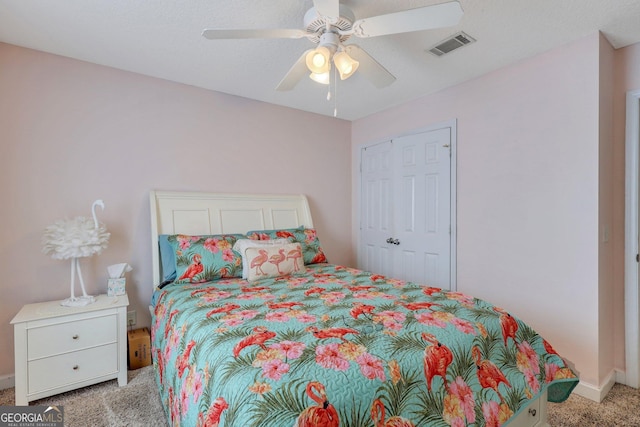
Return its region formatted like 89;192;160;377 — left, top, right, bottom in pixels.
11;294;129;405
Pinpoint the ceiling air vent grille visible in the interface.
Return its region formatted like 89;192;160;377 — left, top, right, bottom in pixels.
428;32;475;57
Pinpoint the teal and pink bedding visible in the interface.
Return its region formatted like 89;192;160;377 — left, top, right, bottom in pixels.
151;263;578;427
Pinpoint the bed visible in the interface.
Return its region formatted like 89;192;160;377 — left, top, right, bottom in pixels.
149;190;578;427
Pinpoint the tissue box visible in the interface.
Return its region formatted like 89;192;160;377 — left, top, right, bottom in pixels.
107;278;126;296
128;327;151;369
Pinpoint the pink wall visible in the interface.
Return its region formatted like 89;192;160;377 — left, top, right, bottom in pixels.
352;34;607;388
0;43;353;378
2;35;638;395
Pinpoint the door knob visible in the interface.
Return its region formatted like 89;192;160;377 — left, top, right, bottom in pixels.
386;238;400;245
386;238;393;244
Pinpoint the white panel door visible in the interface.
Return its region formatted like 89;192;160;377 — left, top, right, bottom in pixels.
360;141;395;277
393;128;451;287
359;127;452;289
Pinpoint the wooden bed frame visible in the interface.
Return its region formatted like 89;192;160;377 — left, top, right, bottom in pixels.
148;190;550;427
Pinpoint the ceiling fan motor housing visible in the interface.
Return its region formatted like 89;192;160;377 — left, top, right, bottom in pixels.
303;5;355;43
318;32;341;53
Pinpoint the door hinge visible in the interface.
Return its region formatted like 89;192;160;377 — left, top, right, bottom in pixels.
636;253;639;263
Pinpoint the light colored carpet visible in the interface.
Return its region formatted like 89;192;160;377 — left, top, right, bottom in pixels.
0;366;166;427
0;367;638;426
547;382;640;426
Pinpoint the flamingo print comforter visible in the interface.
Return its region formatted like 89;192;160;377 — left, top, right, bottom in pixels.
151;264;578;427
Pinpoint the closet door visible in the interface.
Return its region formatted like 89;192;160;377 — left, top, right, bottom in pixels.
393;128;451;287
360;141;395;277
359;127;452;289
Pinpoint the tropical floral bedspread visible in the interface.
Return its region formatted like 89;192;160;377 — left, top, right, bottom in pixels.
151;264;578;427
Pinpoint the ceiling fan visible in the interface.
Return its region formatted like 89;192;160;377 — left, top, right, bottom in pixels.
202;0;463;91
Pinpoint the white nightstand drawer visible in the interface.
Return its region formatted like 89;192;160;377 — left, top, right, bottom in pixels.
506;394;541;427
28;314;117;359
28;343;118;394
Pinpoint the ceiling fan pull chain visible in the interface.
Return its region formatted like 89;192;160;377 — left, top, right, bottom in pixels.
326;64;332;101
333;66;338;117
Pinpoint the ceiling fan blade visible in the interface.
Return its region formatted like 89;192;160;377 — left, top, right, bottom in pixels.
276;50;313;91
312;0;340;19
352;1;463;38
344;45;396;88
202;28;309;40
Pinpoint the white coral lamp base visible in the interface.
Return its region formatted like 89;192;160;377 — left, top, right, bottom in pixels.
61;257;95;307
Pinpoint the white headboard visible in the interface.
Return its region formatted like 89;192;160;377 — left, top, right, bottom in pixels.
149;190;314;289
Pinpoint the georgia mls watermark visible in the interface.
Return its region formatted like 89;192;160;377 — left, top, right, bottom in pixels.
0;406;63;427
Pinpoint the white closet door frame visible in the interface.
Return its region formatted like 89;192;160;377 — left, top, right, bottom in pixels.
624;88;640;388
354;119;457;290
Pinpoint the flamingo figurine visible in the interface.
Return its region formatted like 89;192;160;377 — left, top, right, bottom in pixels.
295;382;339;427
43;199;110;307
371;398;415;427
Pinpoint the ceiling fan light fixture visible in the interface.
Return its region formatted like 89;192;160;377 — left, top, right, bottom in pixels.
309;71;330;85
333;51;359;80
306;46;331;73
205;1;465;94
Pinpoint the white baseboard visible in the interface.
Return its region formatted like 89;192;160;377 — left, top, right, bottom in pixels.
0;373;15;390
573;369;617;402
616;368;627;386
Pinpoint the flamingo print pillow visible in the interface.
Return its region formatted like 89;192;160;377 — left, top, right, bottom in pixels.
246;226;328;265
168;234;244;284
232;238;290;279
244;242;305;282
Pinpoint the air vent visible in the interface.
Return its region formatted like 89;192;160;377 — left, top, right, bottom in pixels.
428;32;475;57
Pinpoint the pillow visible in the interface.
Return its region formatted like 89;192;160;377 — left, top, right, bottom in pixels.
167;234;244;284
158;235;177;284
247;226;327;265
245;242;305;282
232;238;290;279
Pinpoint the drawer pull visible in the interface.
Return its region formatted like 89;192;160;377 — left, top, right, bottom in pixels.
72;335;79;340
528;408;537;417
72;365;79;371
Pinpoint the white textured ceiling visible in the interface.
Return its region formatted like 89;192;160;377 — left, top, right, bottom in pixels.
1;0;639;120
